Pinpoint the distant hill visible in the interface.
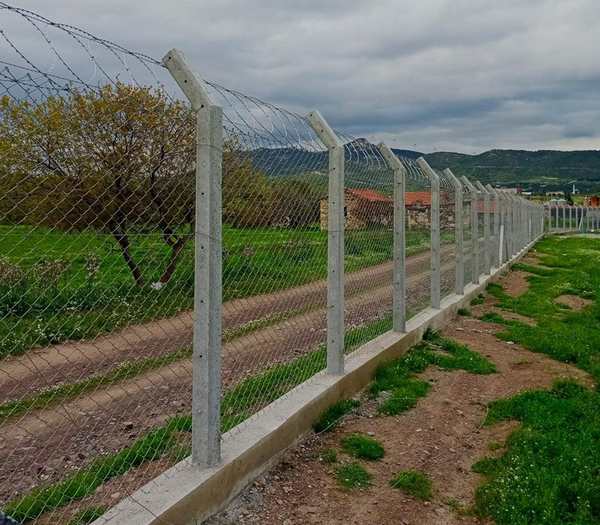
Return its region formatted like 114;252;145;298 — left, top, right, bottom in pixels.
393;148;600;193
249;145;600;194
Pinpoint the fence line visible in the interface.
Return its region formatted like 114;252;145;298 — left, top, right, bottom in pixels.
0;5;591;523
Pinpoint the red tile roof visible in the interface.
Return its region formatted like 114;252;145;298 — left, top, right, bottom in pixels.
347;188;392;203
405;191;431;206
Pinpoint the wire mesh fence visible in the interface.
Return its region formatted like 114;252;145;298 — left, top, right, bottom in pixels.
0;3;563;525
438;169;457;302
400;158;433;319
340;137;395;351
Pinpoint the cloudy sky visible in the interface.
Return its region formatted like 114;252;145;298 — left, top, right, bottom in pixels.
7;0;600;153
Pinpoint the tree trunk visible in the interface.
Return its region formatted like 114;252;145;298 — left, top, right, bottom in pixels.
114;230;145;287
159;236;188;284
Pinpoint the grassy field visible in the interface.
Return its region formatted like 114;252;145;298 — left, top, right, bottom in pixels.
0;224;444;358
473;235;600;524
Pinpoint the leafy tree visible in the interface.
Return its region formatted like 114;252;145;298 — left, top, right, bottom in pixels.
222;146;274;228
270;178;322;227
0;83;195;286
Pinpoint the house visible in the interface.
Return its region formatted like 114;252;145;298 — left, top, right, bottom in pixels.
320;188;393;230
319;189;454;231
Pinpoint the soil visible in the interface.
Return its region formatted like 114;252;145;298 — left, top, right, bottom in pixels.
0;257;456;506
0;246;455;403
206;313;591;524
554;294;592;311
498;270;531;297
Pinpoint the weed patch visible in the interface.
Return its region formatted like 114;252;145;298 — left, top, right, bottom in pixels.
341;433;384;461
319;448;338;464
67;507;107;525
390;470;432;500
335;463;372;489
470;293;485;306
313;399;360;433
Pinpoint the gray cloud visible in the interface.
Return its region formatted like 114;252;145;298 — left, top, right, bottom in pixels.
7;0;600;153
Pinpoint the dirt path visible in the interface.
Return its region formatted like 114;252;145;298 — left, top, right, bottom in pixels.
0;246;453;403
207;305;591;524
0;261;455;505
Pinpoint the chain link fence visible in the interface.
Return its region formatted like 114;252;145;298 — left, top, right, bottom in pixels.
0;4;568;525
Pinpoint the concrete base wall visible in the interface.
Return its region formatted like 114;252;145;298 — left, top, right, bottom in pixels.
96;238;540;525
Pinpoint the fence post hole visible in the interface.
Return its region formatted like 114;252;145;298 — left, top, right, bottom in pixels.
307;111;345;375
379;144;406;331
417;158;441;309
444;169;465;294
163;49;223;467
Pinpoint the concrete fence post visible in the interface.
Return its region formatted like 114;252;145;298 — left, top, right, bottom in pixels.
444;169;464;294
163;49;223;467
307;111;345;375
461;176;479;283
486;185;500;269
569;206;573;231
379;144;406;332
475;181;491;274
497;190;507;264
416;158;441;308
587;207;591;232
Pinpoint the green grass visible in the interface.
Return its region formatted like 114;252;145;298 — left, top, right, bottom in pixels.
319;448;338;464
341;433;384;461
390;470;433;500
372;330;495;415
0;225;439;358
474;380;600;525
470;293;485;306
4;310;396;521
487;236;600;383
67;507;107;525
313;399;360;433
470;236;600;523
0;348;192;423
335;462;372;489
479;311;509;324
457;307;471;316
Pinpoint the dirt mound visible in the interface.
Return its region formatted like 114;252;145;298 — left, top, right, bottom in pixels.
554;294;592;311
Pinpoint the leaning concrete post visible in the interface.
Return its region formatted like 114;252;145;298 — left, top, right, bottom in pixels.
444;169;464;294
461;176;480;283
379;144;406;332
417;158;441;308
163;49;223;467
475;181;491;274
307;111;345;375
